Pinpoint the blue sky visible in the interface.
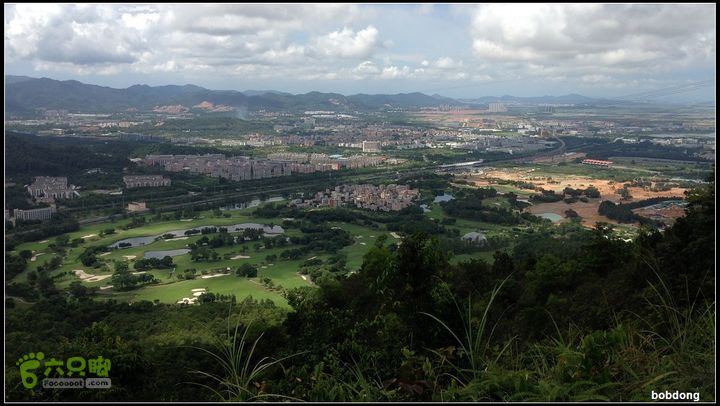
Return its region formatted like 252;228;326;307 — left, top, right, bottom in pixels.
4;4;716;101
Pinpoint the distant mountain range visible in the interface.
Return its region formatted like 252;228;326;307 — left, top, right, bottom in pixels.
5;75;658;114
460;93;601;105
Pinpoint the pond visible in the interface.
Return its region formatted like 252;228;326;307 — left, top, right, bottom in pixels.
108;223;285;248
109;236;157;248
144;249;191;259
220;196;285;211
433;193;455;203
538;213;563;222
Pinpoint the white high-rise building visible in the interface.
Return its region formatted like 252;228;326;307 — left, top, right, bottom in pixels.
488;103;507;113
362;141;382;153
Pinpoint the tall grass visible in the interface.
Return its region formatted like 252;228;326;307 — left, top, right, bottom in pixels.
186;309;303;401
632;270;716;400
420;274;514;386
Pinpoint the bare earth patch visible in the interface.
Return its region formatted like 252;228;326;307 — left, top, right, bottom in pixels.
469;168;689;229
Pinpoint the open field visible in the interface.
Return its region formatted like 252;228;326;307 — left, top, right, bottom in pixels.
525;198;615;227
465;163;690;228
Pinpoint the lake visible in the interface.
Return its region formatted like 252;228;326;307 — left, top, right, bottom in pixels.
109;223;285;248
538;213;563;222
433;193;455;203
144;249;191;259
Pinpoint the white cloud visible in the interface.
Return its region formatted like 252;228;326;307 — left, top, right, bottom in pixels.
4;4;373;74
435;57;462;69
309;26;381;59
470;3;716;80
2;3;714;97
380;65;411;79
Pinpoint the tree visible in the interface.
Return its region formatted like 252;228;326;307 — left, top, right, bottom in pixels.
585;186;601;198
236;263;258;277
68;281;89;298
618;187;632;201
161;256;174;268
565;209;580;219
112;260;136;291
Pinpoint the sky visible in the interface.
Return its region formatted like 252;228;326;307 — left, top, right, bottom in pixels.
4;3;717;101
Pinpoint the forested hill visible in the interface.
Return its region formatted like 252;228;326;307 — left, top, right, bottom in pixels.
5;132;133;180
5;176;715;401
5;75;464;113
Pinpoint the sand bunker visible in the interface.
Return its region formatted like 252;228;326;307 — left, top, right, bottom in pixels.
300;275;308;281
231;255;251;259
177;297;198;304
73;269;112;283
390;232;402;239
99;252;112;257
360;242;367;245
165;236;189;241
30;253;45;262
201;273;228;279
180;219;194;222
39;240;48;243
82;234;97;239
191;288;206;292
100;285;113;290
132;271;146;275
122;255;137;260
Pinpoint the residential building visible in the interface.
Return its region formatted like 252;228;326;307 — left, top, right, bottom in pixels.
123;175;171;188
13;206;57;222
27;176;76;201
362;141;382;153
127;201;148;213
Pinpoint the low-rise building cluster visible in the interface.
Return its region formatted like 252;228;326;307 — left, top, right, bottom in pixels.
123;175;172;188
290;184;419;212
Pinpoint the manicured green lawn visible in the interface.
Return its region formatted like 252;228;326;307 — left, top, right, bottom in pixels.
110;275;289;307
9;205;303;306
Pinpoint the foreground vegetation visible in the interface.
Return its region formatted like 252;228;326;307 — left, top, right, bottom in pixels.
5;175;714;401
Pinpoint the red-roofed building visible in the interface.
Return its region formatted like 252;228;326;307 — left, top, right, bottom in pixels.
581;159;613;167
